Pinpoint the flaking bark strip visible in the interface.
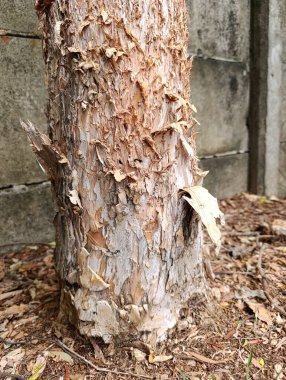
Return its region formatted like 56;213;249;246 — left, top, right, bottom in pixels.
25;0;207;345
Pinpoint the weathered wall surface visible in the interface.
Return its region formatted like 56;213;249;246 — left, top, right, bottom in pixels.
0;0;285;247
187;0;250;198
279;1;286;196
0;1;54;248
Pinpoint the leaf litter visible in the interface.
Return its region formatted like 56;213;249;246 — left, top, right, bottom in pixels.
0;192;285;379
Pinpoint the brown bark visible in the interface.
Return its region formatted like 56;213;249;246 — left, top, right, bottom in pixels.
25;0;206;345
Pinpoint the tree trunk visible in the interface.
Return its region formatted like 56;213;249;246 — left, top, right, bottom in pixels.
26;0;206;345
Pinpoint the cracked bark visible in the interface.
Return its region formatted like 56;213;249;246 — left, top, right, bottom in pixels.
26;0;206;345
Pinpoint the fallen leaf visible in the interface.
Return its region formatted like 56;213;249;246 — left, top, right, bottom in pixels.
0;304;28;321
246;301;273;325
151;355;173;363
259;197;270;204
224;327;237;340
274;363;283;374
252;357;265;368
27;355;47;380
183;186;224;246
275;336;286;351
271;219;286;236
49;350;74;364
0;260;5;280
149;352;172;363
182;350;230;364
133;348;146;362
148;352;155;363
0;347;25;370
235;287;266;301
243;193;261;202
0;289;23;302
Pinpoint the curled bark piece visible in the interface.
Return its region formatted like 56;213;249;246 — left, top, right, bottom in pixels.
183;186;224;247
21;120;69;180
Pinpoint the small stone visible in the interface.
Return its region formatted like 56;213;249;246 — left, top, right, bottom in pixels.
274;364;283;373
271;339;278;346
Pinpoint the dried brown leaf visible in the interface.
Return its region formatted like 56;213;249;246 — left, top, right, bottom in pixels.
133;349;146;362
0;304;28;321
184;350;231;364
48;350;74;364
246;301;273;325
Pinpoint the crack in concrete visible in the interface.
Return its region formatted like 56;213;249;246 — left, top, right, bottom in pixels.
0;180;50;191
199;150;249;160
0;28;41;39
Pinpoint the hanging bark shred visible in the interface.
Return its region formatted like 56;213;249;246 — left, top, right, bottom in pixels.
24;0;211;344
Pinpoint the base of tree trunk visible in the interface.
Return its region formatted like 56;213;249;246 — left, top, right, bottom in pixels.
58;226;206;345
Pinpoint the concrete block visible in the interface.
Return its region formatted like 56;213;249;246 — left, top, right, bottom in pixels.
187;0;250;61
278;142;286;197
0;36;47;186
200;153;248;199
0;0;39;34
0;182;54;251
281;62;286;140
191;57;249;156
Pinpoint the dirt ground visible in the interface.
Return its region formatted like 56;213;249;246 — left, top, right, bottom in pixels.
0;193;285;380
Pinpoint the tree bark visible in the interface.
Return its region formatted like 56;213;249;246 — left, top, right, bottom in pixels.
27;0;206;345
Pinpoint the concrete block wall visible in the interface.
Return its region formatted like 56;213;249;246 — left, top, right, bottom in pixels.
0;0;285;248
0;0;54;249
279;2;286;195
187;0;250;198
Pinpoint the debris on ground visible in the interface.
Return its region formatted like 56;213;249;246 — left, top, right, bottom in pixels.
0;193;285;379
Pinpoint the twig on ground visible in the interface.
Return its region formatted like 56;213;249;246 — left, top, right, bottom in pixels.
0;337;26;346
214;271;256;278
0;372;25;380
257;243;286;318
224;231;260;237
56;340;153;379
204;258;216;280
120;340;152;354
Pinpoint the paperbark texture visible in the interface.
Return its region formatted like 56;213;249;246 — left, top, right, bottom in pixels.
28;0;205;344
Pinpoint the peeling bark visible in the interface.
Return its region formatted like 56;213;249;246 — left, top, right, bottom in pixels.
27;0;206;345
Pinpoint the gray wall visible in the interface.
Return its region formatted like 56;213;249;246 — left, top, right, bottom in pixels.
0;1;54;249
187;0;250;198
279;1;286;195
0;0;285;248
